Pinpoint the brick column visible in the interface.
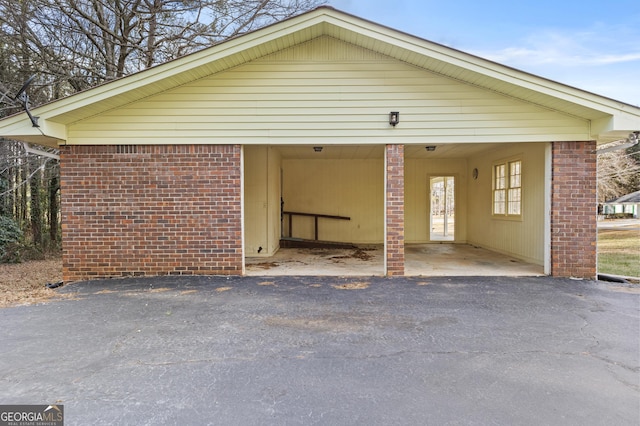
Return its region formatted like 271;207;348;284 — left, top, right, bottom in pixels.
60;144;243;282
551;141;597;279
385;144;405;276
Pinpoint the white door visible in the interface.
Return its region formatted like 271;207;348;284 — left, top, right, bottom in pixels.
430;176;455;241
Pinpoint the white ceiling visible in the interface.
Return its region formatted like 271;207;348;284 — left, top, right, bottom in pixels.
274;143;504;159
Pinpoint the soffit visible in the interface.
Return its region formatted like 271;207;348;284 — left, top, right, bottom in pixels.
276;143;501;160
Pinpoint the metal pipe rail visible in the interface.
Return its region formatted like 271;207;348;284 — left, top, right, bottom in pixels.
282;211;350;241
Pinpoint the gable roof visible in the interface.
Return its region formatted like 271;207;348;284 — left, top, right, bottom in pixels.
605;190;640;204
1;6;639;147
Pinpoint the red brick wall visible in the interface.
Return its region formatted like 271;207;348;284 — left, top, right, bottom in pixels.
385;144;405;276
60;144;243;282
551;141;597;279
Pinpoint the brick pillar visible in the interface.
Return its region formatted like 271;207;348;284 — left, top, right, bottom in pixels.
551;141;597;279
60;144;243;282
385;144;405;276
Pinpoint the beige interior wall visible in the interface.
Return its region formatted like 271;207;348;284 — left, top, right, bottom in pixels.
405;158;468;243
282;159;384;244
248;143;546;263
244;146;282;256
466;143;547;265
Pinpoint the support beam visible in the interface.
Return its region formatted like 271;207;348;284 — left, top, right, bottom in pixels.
385;144;405;276
551;141;597;279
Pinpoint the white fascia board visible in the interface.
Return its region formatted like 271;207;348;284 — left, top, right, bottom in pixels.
0;113;66;147
592;111;640;143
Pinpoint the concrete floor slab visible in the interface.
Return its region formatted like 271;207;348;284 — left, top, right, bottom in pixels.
246;244;544;276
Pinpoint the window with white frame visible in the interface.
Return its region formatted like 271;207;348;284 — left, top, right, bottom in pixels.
493;160;522;216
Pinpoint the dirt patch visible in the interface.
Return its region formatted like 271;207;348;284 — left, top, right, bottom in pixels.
264;315;367;333
331;281;369;290
215;286;233;292
605;284;640;294
351;249;373;261
0;257;65;308
252;262;279;270
330;249;373;262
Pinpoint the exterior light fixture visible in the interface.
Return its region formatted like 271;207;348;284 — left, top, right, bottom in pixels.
313;146;323;152
425;146;436;152
389;112;400;127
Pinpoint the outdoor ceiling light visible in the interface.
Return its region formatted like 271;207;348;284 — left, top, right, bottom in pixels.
313;146;323;152
425;146;436;152
389;111;400;127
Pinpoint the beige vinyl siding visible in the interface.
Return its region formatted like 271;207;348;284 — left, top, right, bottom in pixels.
282;158;384;244
466;143;547;265
244;146;283;256
244;146;270;256
67;37;589;146
266;147;282;255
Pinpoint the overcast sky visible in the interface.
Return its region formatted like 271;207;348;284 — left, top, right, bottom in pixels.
328;0;640;106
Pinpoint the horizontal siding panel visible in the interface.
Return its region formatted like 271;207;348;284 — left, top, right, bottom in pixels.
82;110;561;122
70;118;584;133
68;37;589;145
85;108;561;125
68;128;588;139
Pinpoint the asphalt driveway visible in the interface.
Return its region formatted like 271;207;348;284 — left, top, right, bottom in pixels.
1;276;638;425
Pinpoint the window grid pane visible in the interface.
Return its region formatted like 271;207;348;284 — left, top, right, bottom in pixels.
508;161;522;215
495;165;506;189
493;164;506;215
508;188;521;215
494;189;505;214
509;161;521;189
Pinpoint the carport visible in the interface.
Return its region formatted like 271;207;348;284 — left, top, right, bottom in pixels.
2;7;636;282
244;141;548;276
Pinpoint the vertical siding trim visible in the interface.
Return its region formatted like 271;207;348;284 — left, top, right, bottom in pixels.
240;145;246;275
544;143;552;275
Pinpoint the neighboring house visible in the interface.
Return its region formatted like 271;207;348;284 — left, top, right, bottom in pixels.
1;7;639;282
603;191;640;218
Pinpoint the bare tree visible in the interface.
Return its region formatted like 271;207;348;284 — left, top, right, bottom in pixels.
0;0;324;260
597;148;640;202
0;0;325;94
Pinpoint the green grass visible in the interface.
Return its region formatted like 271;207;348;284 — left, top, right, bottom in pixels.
598;229;640;278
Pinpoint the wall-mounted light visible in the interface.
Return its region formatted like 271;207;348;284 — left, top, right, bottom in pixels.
425;146;436;152
313;146;323;152
389;111;400;127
